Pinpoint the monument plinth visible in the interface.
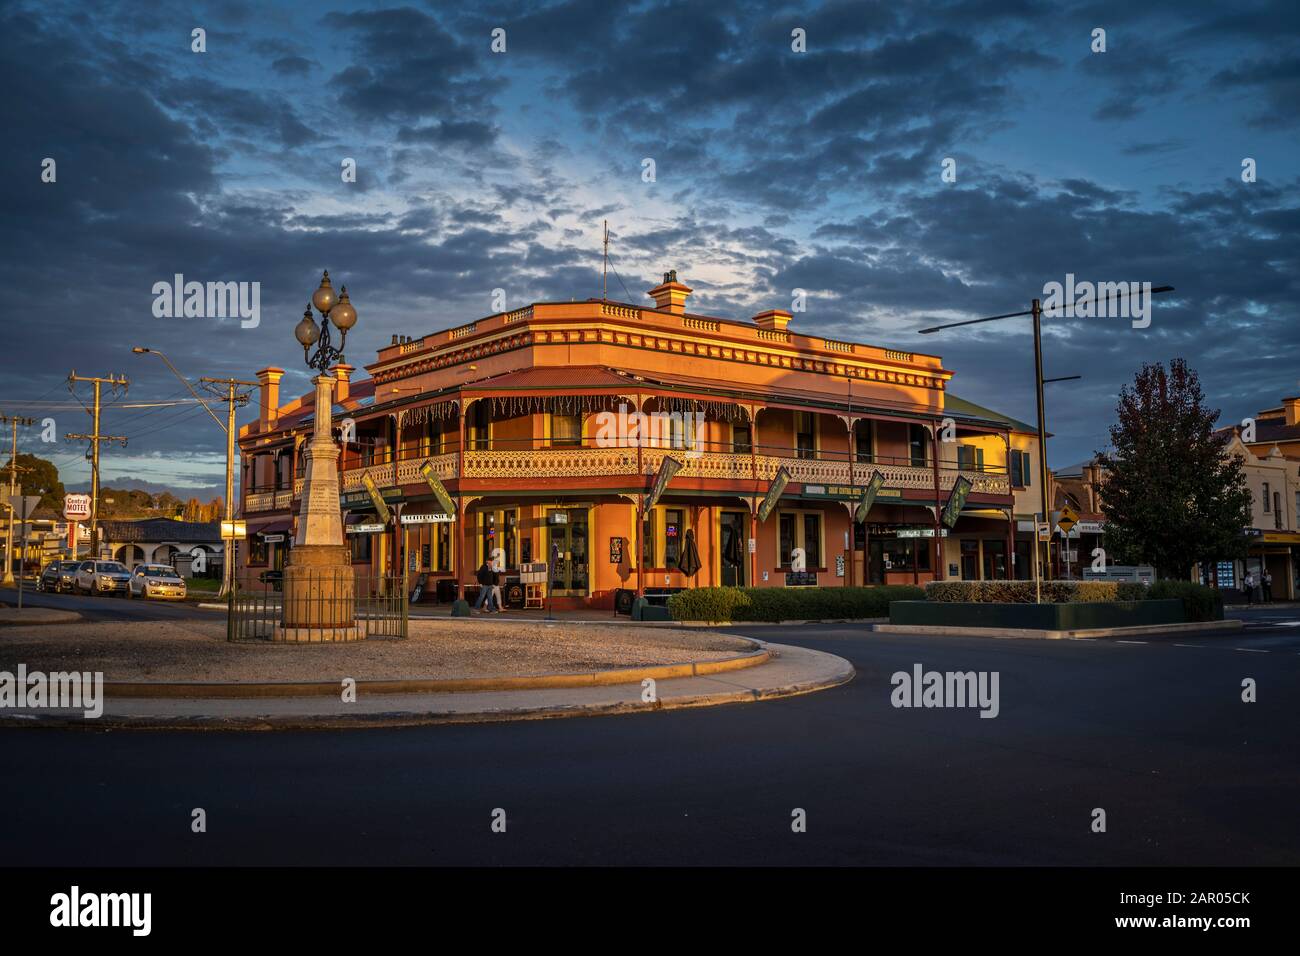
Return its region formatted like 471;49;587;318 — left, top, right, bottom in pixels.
277;372;362;642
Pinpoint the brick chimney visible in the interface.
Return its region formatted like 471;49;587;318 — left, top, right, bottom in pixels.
1284;396;1300;427
647;270;692;314
753;309;792;332
330;363;354;404
255;367;284;430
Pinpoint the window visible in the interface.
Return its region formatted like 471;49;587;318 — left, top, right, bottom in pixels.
779;514;796;566
1263;482;1271;512
731;423;752;455
274;453;291;490
1275;492;1283;529
777;511;823;568
641;515;655;567
957;445;985;471
908;424;929;467
349;532;371;563
249;535;268;565
854;420;875;463
664;509;684;568
795;412;816;460
550;412;582;447
469;401;491;450
803;514;822;568
435;521;450;571
1009;450;1028;488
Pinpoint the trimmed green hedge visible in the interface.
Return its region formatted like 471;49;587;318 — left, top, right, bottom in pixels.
925;580;1148;603
668;585;924;623
1146;580;1224;622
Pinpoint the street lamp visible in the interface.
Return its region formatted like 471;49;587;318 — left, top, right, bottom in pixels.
919;286;1172;601
278;270;364;642
296;271;357;373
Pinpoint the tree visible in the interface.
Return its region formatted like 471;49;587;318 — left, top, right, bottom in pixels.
0;453;64;511
1095;359;1251;580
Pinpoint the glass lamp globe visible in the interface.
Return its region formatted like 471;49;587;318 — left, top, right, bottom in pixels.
329;286;357;331
311;270;338;315
295;306;320;346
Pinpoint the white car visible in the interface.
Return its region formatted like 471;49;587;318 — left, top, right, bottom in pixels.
128;564;188;600
75;560;132;597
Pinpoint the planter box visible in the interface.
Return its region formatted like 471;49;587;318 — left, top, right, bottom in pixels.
888;599;1186;630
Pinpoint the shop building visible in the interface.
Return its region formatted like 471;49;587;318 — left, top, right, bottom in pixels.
237;272;1045;606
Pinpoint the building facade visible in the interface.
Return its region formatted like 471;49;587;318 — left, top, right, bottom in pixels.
237;273;1045;607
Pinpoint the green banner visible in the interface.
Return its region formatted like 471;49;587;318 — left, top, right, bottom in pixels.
418;460;457;516
362;471;391;525
940;474;973;528
757;467;791;523
645;456;683;511
855;470;886;523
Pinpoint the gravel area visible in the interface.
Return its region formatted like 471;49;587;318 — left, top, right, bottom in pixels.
0;619;752;682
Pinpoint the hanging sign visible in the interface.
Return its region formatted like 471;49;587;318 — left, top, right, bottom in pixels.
940;475;973;529
645;456;683;511
418;460;457;516
855;470;886;523
362;471;391;524
757;467;791;523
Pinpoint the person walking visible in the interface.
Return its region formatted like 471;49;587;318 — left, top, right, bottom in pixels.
490;565;506;613
1243;570;1255;605
1263;570;1273;603
474;559;495;613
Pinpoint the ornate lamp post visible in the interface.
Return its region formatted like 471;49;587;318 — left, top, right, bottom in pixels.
279;270;363;642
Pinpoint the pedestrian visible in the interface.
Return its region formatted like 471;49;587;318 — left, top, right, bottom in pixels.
474;559;494;613
1263;570;1273;603
1242;571;1255;605
490;565;505;613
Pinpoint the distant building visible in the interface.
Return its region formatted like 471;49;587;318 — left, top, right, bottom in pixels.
96;518;223;575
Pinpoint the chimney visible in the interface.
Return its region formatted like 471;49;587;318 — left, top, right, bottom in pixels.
330;363;354;404
255;366;284;430
647;269;692;314
753;309;792;332
1284;396;1300;427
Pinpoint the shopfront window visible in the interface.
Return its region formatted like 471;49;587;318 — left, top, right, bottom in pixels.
664;509;684;568
642;515;654;567
803;514;822;568
779;514;796;566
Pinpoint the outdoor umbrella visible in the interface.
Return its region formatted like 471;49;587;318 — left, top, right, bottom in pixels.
679;528;702;578
723;526;744;568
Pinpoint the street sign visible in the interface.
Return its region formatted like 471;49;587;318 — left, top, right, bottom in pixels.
1036;522;1052;542
63;493;91;520
1056;504;1079;535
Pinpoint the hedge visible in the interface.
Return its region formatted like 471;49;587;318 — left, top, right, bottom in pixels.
1146;580;1224;622
668;585;924;623
925;580;1149;603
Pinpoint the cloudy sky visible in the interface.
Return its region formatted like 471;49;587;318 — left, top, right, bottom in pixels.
2;0;1297;495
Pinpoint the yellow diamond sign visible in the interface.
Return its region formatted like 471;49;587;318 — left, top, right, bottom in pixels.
1056;504;1078;535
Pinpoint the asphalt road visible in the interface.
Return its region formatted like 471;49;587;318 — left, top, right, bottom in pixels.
2;595;1298;866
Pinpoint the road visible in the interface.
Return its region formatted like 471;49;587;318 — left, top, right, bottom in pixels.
2;591;1298;866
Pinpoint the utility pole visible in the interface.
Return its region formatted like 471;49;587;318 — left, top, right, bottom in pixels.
65;372;129;561
602;220;609;301
0;414;36;585
200;376;257;597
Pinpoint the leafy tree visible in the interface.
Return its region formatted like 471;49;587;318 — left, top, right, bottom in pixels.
0;453;64;511
1095;359;1251;580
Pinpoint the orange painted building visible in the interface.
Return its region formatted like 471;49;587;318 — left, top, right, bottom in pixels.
237;272;1043;608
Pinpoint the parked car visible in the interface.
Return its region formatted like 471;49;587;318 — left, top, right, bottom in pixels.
74;560;132;596
128;564;188;600
37;560;81;593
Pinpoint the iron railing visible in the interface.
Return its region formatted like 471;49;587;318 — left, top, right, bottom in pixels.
227;572;408;642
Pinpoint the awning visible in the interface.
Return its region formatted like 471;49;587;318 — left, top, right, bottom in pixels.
250;519;292;536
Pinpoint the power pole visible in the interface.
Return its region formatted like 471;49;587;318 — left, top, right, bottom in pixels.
65;372;129;561
201;377;257;597
0;414;36;585
602;220;609;301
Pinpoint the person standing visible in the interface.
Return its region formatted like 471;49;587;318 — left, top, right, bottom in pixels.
1263;570;1273;603
474;559;495;613
1243;570;1255;605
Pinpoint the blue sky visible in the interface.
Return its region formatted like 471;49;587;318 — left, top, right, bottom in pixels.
2;0;1297;495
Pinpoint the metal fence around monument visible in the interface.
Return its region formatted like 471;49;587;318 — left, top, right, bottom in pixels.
227;571;408;642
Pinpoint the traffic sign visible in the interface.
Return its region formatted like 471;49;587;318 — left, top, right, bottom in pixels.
1056;504;1079;535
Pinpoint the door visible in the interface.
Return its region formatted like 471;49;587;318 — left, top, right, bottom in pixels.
960;539;980;580
546;508;590;595
719;511;747;587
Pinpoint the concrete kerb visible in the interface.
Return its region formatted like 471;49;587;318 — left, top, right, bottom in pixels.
871;619;1245;640
0;608;82;627
0;642;855;732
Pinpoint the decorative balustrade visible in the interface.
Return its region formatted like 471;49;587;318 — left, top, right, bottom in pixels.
244;489;294;513
339;453;459;490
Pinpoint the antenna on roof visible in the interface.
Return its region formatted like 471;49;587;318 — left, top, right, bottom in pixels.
602;220;608;301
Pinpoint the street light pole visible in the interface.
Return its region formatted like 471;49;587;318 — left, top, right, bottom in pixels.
919;286;1172;603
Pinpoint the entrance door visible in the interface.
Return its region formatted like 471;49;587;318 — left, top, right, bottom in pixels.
546;508;590;595
719;511;747;587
